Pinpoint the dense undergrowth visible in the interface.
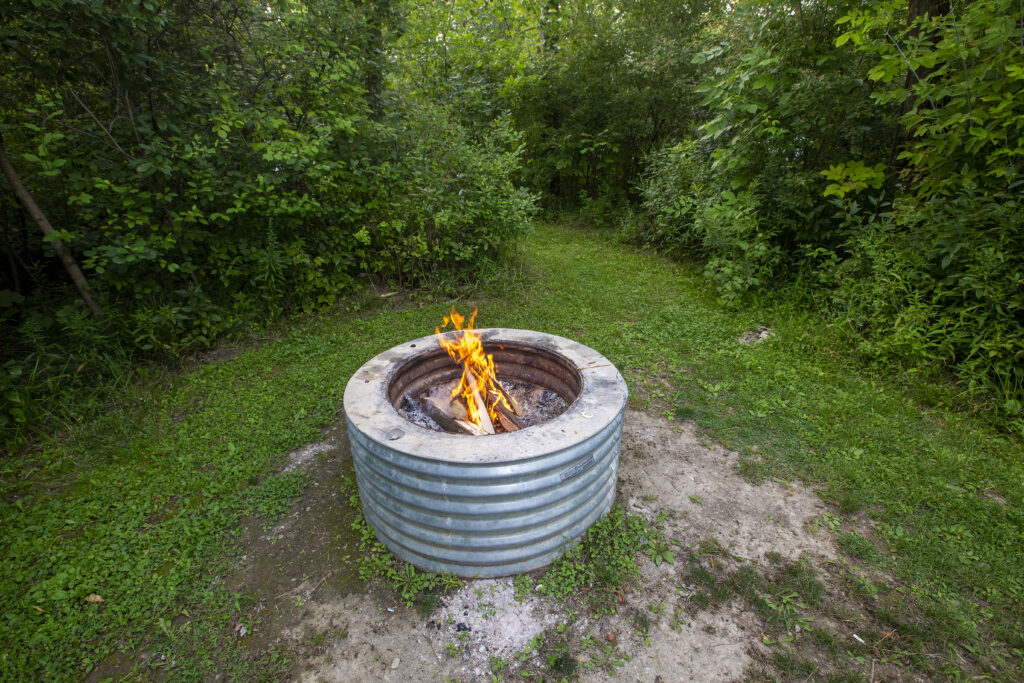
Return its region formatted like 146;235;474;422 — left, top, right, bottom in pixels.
614;1;1024;433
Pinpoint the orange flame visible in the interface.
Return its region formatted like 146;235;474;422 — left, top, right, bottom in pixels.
435;306;512;432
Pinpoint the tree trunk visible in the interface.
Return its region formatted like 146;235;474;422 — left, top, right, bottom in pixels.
887;0;951;171
363;0;392;121
540;0;560;55
0;135;105;319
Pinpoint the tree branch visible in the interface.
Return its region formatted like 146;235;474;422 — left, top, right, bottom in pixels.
65;85;134;160
0;135;105;319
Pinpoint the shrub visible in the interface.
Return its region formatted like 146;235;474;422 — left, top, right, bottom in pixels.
357;106;537;287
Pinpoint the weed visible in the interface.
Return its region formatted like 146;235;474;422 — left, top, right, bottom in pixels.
643;537;676;565
416;591;440;618
581;639;630;675
669;607;686;632
761;590;811;633
546;647;577;676
634;612;652;646
512;573;534;602
771;650;817;677
836;490;867;515
539;505;671;609
816;513;842;534
697;537;725;556
346;489;441;607
775;561;825;608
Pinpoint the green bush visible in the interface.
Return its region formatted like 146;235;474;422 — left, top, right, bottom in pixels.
630;0;1024;424
357;106;537;286
829;191;1024;421
633;140;710;258
636;143;781;304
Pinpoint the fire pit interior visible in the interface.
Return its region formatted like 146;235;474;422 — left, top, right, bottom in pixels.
344;317;627;577
393;341;576;434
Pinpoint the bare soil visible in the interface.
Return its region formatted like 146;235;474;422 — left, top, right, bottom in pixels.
221;409;905;681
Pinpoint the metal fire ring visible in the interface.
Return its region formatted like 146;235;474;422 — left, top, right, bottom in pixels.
343;328;628;577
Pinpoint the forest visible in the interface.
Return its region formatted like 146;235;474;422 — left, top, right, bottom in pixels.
2;0;1022;446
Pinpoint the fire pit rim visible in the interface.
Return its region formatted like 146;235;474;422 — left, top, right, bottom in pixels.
343;328;627;464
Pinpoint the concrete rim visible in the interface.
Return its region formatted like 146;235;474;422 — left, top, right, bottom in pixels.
343;329;628;464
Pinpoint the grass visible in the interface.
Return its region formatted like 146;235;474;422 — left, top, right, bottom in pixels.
1;221;1022;678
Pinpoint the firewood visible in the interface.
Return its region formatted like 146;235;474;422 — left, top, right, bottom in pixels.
466;373;495;434
494;402;526;430
448;398;468;421
454;419;487;436
492;381;522;415
420;396;474;435
496;412;520;432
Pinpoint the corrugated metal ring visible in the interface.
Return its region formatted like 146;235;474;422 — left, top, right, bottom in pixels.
343;328;627;577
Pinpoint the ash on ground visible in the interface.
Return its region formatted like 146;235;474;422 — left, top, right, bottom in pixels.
431;578;559;664
398;379;569;433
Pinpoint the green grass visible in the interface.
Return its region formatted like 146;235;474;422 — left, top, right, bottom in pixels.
1;222;1022;678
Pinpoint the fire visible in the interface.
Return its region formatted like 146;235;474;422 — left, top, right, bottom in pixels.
435;306;516;434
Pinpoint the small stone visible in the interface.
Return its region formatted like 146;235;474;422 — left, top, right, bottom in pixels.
456;622;471;632
390;657;400;669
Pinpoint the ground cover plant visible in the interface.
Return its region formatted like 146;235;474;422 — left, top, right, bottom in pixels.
1;223;1020;679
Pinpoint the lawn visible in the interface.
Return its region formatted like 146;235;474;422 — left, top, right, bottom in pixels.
1;222;1021;679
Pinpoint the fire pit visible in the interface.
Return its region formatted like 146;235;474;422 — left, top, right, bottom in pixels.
343;326;627;577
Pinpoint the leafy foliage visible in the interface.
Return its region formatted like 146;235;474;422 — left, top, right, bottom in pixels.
0;0;535;447
627;0;1024;423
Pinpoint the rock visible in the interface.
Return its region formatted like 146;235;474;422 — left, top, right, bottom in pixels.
390;657;400;669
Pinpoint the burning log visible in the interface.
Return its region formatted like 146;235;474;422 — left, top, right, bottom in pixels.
496;412;519;432
454;419;488;436
466;373;496;434
494;401;525;431
492;381;522;416
448;397;468;421
420;395;475;436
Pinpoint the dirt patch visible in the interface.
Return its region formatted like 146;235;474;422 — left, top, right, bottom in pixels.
619;410;834;564
216;418;366;663
739;326;774;344
263;409;865;681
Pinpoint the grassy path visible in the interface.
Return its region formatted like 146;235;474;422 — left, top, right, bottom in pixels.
1;223;1021;678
